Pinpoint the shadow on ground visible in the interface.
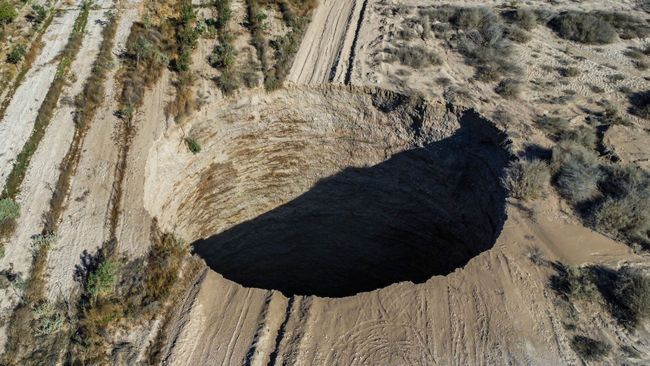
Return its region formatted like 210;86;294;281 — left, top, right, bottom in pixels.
193;110;511;297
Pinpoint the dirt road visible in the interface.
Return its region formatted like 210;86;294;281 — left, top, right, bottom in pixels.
287;0;365;85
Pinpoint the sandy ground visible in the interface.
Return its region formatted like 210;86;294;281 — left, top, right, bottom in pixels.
287;0;361;84
115;71;171;257
44;3;141;301
164;204;642;365
0;9;79;190
157;1;650;365
0;3;113;351
0;0;648;363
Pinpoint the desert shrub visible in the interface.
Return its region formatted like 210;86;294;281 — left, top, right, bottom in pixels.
552;141;602;204
143;232;188;304
434;6;518;81
86;260;118;301
209;43;236;68
503;158;550;201
0;0;16;28
28;4;47;25
185;137;201;154
241;66;259;88
633;59;649;70
590;164;650;243
558;126;597;149
502;7;537;31
590;191;650;241
612;267;650;328
451;6;494;29
625;48;645;60
589;84;605;94
551;265;598;300
495;78;522;99
7;44;26;64
506;26;530;43
559;66;580;77
536;116;569;138
571;335;611;361
0;198;20;230
392;45;441;68
593;11;650;40
629;90;650;119
215;69;239;95
548;12;616;44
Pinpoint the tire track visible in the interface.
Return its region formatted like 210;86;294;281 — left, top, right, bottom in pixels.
267;297;294;366
344;0;368;85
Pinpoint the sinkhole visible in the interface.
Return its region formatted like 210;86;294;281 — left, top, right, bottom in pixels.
145;86;510;298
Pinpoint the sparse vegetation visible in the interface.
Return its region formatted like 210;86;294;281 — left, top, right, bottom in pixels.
1;1;91;240
501;7;537;31
167;0;201;121
536;115;569;138
571;335;611;361
0;198;19;239
551;264;598;300
503;158;550;201
552;141;602;204
0;0;16;30
70;227;190;364
391;45;441;68
589;164;650;246
629;90;650;119
552;264;650;330
7;43;26;64
444;6;519;81
559;66;579;78
548;12;617;44
185;137;201;154
495;78;522;99
558;126;597;150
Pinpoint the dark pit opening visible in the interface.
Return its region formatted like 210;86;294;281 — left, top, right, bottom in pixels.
193;111;510;297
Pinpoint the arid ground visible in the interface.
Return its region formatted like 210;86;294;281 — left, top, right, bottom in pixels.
0;0;649;365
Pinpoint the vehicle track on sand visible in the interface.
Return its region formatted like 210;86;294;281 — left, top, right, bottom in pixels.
44;5;141;301
287;0;364;85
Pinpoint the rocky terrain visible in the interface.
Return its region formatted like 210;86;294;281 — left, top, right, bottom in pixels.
0;0;648;365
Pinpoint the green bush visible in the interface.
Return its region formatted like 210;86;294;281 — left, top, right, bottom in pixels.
0;198;20;226
28;4;47;25
551;265;598;300
0;0;17;27
6;44;26;64
548;12;617;44
86;260;118;301
209;43;236;69
503;158;550;201
185;137;201;154
571;335;611;361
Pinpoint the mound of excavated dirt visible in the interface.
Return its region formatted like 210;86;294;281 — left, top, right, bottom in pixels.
144;86;510;297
